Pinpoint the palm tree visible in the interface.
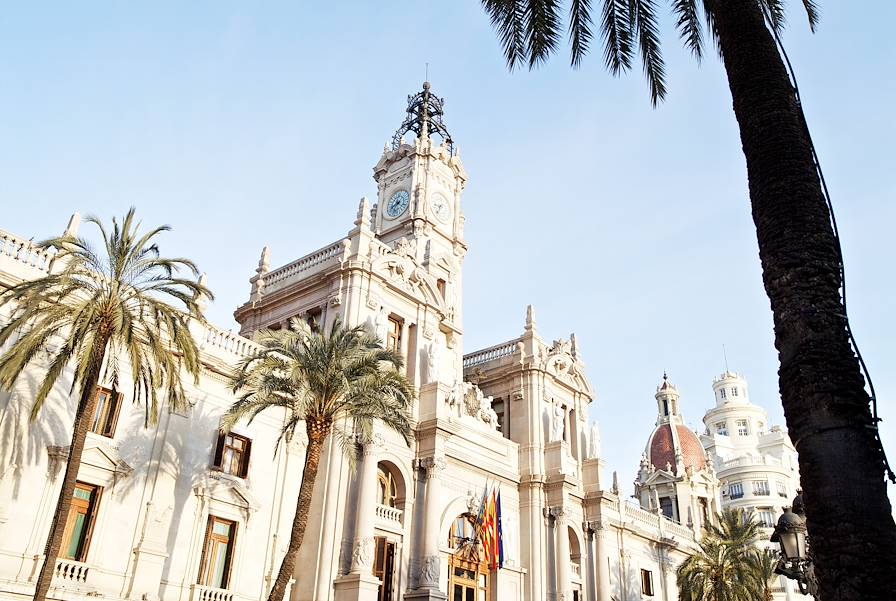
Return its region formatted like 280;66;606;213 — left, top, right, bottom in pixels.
748;548;782;601
480;1;896;597
677;508;762;601
224;318;414;601
0;208;210;601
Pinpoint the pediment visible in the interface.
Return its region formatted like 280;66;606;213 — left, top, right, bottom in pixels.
194;472;260;513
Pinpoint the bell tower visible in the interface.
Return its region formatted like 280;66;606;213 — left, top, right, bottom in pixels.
372;82;467;258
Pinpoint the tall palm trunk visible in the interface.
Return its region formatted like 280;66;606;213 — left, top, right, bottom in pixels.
267;420;331;601
710;0;896;598
33;334;110;601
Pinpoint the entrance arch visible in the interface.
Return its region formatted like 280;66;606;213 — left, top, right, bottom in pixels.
446;513;490;601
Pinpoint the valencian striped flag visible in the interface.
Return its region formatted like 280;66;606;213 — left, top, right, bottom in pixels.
476;482;504;570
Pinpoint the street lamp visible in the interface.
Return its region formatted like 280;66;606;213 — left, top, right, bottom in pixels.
771;492;817;596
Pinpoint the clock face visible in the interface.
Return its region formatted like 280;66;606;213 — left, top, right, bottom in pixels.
430;193;452;223
385;190;410;219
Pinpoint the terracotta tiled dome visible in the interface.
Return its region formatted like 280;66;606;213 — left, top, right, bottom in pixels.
647;424;706;475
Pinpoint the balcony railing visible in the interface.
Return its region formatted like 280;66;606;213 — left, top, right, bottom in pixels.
375;504;403;524
570;562;581;577
54;559;90;584
190;584;234;601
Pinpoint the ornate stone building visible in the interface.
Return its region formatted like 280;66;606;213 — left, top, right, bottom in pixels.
0;84;704;601
700;371;804;600
634;375;721;531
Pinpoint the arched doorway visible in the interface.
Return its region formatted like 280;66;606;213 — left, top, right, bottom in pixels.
447;514;489;601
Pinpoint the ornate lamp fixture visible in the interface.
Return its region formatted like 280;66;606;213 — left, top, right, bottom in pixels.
770;492;817;596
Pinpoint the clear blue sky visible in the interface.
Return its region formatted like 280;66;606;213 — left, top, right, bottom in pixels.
1;2;893;497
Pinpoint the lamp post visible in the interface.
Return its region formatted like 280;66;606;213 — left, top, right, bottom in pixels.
770;492;817;596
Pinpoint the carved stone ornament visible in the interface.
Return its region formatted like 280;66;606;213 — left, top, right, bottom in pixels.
420;554;441;588
420;456;446;479
350;536;374;571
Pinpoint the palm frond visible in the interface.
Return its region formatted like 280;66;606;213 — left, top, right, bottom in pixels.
672;0;703;61
568;0;594;67
599;0;634;74
631;0;667;105
759;0;787;34
482;0;528;69
800;0;819;32
524;0;563;68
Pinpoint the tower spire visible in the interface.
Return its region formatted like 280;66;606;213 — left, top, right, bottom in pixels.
391;82;454;152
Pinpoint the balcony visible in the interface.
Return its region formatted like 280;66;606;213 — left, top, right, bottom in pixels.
53;559;90;586
190;584;234;601
375;504;403;524
570;562;581;578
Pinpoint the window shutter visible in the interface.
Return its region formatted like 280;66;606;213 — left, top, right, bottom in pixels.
105;392;124;438
240;438;252;478
212;431;225;468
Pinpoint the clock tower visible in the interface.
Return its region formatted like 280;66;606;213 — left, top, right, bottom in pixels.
372;82;467;259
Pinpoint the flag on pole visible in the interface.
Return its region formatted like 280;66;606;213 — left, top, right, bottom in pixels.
496;486;504;569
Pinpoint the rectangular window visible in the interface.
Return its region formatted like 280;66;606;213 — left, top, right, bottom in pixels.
776;480;788;498
640;569;654;596
731;386;739;397
491;398;509;439
90;387;122;438
729;482;744;499
715;422;728;436
757;509;775;528
373;537;396;601
61;482;101;561
198;516;236;589
436;278;447;300
386;316;402;354
213;432;252;478
736;419;749;436
720;388;727;400
659;497;674;520
753;480;770;496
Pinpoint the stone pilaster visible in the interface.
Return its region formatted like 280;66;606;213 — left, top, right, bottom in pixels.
553;507;570;601
405;456;448;601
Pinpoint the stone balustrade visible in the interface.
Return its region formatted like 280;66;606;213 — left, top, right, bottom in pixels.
570;562;580;578
463;340;518;368
54;558;90;584
263;240;345;291
0;229;56;272
190;584;234;601
200;323;260;359
721;454;783;469
375;503;403;524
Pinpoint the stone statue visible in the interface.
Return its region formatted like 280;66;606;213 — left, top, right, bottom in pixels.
426;336;442;384
587;421;601;459
374;306;388;343
420;555;440;588
550;402;565;442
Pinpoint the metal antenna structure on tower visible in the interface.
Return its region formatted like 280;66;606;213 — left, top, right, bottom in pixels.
391;82;454;153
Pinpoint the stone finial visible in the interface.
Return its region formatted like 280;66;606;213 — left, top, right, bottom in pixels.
64;213;81;237
611;471;620;495
196;273;209;311
256;246;270;276
570;333;578;360
355;197;371;229
525;304;536;332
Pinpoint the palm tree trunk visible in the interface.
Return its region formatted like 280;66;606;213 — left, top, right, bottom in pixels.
709;0;896;599
33;338;109;601
266;420;330;601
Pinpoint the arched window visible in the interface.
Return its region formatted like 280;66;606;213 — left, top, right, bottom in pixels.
377;466;397;507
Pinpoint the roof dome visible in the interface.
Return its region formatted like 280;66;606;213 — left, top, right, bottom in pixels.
647;424;706;475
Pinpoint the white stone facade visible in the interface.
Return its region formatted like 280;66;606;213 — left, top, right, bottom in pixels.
0;84;702;601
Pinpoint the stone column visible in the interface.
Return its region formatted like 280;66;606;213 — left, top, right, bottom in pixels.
333;437;383;601
591;521;611;601
553;508;571;601
350;438;381;573
420;456;446;590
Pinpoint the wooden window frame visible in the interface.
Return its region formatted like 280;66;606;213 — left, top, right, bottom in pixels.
386;316;402;355
90;387;122;438
197;516;237;589
377;466;397;508
640;568;654;596
61;482;102;562
373;536;396;601
212;431;252;479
